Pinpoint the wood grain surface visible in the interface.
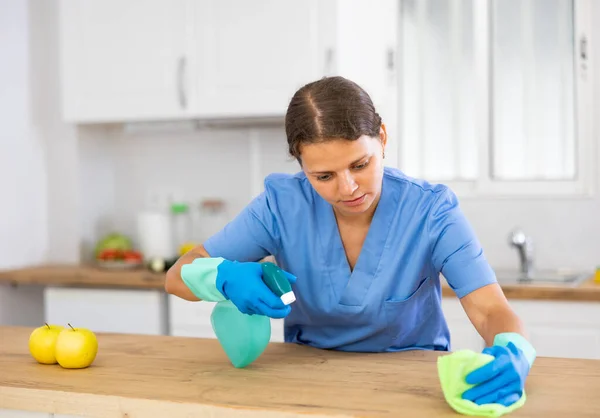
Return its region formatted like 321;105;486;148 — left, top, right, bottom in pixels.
441;276;600;301
0;264;165;290
1;326;600;417
1;264;599;301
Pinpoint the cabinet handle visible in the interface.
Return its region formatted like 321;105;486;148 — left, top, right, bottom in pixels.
387;48;395;71
177;56;187;109
580;35;587;61
324;48;334;75
386;47;396;85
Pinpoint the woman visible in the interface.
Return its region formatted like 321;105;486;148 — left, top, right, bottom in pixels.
165;76;535;407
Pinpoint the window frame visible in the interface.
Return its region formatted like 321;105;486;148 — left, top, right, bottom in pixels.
397;0;595;199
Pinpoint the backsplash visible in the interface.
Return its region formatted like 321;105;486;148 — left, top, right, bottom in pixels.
77;123;299;260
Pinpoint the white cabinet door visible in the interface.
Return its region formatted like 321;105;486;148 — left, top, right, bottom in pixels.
168;296;286;342
168;295;216;339
441;297;485;352
270;319;285;343
0;284;44;327
510;300;600;359
193;0;335;118
59;0;193;123
58;0;400;124
44;287;167;335
332;0;399;166
527;325;600;359
442;296;600;359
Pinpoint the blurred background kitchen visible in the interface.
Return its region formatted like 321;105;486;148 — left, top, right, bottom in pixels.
1;0;598;358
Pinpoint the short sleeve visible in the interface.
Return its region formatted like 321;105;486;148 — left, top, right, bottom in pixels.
428;187;497;298
203;191;280;262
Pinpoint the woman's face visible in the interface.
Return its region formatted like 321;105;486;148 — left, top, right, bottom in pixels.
299;127;387;218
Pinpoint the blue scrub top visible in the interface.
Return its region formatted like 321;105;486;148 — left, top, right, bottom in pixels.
204;167;497;353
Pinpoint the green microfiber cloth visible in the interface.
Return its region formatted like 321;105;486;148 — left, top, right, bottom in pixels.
437;350;526;417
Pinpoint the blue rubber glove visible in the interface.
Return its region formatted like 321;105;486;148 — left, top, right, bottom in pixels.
462;338;533;407
216;260;296;319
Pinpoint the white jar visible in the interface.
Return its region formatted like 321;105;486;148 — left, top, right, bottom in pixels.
136;210;174;260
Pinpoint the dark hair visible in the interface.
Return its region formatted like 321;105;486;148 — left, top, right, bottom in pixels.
284;76;382;160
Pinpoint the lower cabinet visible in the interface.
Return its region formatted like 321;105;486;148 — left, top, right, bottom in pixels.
441;297;485;352
442;296;600;359
0;284;44;327
168;296;216;339
168;296;285;342
44;287;168;335
509;300;600;360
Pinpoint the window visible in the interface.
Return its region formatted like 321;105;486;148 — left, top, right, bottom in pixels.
398;0;593;197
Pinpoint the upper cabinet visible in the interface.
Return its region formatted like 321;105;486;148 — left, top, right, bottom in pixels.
59;0;195;123
193;0;336;118
58;0;397;124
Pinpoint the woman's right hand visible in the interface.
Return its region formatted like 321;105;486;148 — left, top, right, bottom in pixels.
216;260;296;318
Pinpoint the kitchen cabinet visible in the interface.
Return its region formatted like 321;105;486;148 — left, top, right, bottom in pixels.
442;297;485;352
510;300;600;360
44;287;168;335
193;0;335;119
59;0;332;123
442;296;600;360
167;295;214;338
58;0;398;125
0;284;44;327
168;295;285;342
59;0;193;123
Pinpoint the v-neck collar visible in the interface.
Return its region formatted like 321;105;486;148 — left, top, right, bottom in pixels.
315;175;398;306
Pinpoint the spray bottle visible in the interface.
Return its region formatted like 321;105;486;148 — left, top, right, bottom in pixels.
210;262;296;368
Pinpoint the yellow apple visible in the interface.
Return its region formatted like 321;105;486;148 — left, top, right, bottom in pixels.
29;323;64;364
55;323;98;369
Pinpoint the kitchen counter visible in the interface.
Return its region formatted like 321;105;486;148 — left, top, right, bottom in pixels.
0;264;165;290
1;326;600;417
441;276;600;302
1;264;599;302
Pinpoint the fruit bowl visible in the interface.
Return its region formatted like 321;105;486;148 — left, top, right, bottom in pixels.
95;248;144;270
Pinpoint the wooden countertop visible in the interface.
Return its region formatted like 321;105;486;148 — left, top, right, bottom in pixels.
0;264;165;290
440;276;600;302
2;326;600;417
0;264;599;301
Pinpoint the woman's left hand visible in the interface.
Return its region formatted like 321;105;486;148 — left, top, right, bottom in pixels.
461;342;531;406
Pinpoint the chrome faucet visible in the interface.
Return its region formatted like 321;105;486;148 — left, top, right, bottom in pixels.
508;228;534;280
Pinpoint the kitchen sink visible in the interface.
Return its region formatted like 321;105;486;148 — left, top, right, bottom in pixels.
493;268;590;286
496;228;591;286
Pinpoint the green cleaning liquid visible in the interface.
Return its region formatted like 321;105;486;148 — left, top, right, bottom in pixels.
210;262;296;368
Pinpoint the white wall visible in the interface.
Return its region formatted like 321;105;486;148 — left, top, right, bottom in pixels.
0;0;47;269
0;0;78;269
0;0;49;325
76;124;298;259
32;0;80;264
